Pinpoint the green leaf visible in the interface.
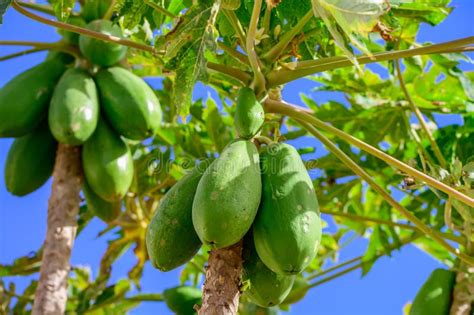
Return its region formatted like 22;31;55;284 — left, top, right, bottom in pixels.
0;0;12;24
49;0;75;21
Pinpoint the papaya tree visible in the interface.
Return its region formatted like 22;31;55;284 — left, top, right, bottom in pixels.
0;0;473;314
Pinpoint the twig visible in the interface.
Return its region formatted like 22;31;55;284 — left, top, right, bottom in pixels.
144;0;177;19
395;59;447;169
222;9;247;51
0;48;45;61
217;41;250;67
246;0;266;91
207;62;252;85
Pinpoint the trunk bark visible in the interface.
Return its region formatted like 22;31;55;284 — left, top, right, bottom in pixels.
198;241;243;315
450;265;474;315
32;144;83;315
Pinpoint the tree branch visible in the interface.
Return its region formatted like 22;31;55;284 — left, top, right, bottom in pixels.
246;0;266;91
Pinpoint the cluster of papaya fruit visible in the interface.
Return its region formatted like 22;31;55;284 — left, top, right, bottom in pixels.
0;1;162;222
409;268;456;315
146;87;322;310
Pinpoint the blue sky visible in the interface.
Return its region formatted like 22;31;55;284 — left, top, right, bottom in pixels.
1;1;473;314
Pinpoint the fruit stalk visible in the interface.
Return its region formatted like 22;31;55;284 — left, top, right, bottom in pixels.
32;144;82;315
198;241;243;315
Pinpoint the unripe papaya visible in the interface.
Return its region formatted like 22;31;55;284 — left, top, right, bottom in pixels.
410;268;455;315
253;143;321;275
282;276;309;305
243;237;295;307
0;58;66;137
240;303;279;315
83;180;121;222
4;125;57;196
234;87;265;139
59;16;87;44
95;67;162;140
81;0;112;22
146;162;211;272
82;119;133;201
192;140;261;248
49;68;99;145
163;286;201;315
79;20;127;66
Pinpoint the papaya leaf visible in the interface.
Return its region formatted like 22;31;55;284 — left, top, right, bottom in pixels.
0;0;12;24
49;0;75;21
204;97;231;152
158;0;221;116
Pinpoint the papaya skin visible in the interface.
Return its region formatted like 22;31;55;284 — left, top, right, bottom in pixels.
59;16;87;45
78;20;127;66
81;0;113;22
82;119;134;202
49;68;99;145
83;180;121;222
192;140;262;249
0;58;67;137
163;286;202;315
234;87;265;139
5;124;57;196
95;67;162;140
243;236;295;308
146;162;211;272
253;143;322;275
282;276;309;305
410;268;456;315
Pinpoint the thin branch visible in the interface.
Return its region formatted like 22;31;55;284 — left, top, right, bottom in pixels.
395;59;447;169
207;62;252;85
246;0;266;91
0;48;45;61
262;9;314;62
0;40;80;58
264;99;474;209
102;0;116;20
144;0;177;19
17;1;60;16
267;37;474;86
217;41;250;67
307;256;362;281
222;9;247;52
297;120;474;266
12;1;157;54
322;209;464;244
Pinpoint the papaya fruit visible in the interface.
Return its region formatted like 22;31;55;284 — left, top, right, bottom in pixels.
163;286;201;315
0;58;67;137
95;67;162;140
4;124;57;196
83;180;121;222
81;0;112;22
234;87;265;139
59;16;87;44
146;162;211;272
192;140;261;248
243;236;295;307
253;143;321;275
78;20;127;66
82;119;134;201
49;68;99;145
240;303;279;315
410;268;455;315
282;276;309;305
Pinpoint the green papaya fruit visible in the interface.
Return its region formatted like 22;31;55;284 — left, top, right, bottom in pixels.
192;140;261;248
78;20;127;66
253;143;321;275
4;125;57;196
163;286;201;315
81;0;112;22
0;58;67;137
282;276;309;305
146;162;212;271
83;180;121;222
59;16;87;44
234;87;265;139
240;303;279;315
45;51;75;64
410;268;455;315
49;68;99;145
243;236;295;307
95;67;162;140
82;119;133;201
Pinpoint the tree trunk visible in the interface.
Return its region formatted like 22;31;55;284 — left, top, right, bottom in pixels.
32;144;83;315
198;240;243;315
450;264;474;315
